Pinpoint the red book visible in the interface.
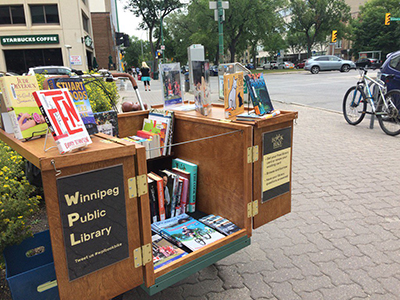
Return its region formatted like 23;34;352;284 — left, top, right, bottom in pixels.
148;172;166;221
172;168;191;213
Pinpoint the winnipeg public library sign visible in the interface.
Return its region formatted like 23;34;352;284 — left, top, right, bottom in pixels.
57;165;129;281
1;34;59;45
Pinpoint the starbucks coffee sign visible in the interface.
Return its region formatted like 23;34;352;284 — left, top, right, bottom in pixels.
1;34;59;45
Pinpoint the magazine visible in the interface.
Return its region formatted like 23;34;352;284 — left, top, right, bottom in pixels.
244;73;274;115
160;63;183;108
152;234;187;270
93;110;119;137
192;61;211;116
199;215;241;236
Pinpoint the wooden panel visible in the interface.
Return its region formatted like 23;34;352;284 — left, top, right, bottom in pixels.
253;120;295;229
43;155;145;300
118;110;148;138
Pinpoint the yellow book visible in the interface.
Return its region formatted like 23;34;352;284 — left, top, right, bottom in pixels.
224;72;245;119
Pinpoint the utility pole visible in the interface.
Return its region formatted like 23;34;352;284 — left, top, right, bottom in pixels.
210;1;229;64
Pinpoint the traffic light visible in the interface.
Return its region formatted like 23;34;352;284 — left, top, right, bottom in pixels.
115;32;124;45
331;30;338;43
385;13;391;25
123;34;130;47
156;50;162;59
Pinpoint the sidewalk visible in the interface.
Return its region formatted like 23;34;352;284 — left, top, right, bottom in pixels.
120;81;400;300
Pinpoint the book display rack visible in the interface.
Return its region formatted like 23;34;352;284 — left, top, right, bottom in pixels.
0;105;297;299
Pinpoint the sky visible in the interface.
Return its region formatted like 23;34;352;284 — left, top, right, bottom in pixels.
116;1;148;40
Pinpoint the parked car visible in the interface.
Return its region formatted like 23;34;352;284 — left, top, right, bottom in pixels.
0;71;19;77
26;66;72;76
279;61;295;69
378;50;400;92
180;65;189;74
355;58;382;70
304;55;356;74
210;65;218;76
296;59;307;69
262;61;278;69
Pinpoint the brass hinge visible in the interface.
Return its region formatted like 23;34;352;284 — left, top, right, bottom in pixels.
128;174;148;198
133;243;152;268
247;145;259;163
247;200;259;218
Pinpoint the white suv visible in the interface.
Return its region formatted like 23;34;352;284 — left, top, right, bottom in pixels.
26;66;72;76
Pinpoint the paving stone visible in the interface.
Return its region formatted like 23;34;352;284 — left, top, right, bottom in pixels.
345;269;387;295
198;265;218;281
320;228;356;239
281;228;309;245
215;265;244;290
281;242;320;256
206;287;251;300
181;279;224;298
290;254;322;277
296;290;325;300
336;255;377;271
320;284;367;300
185;296;207;300
236;259;275;274
308;249;346;263
243;244;268;261
376;277;400;298
356;244;394;264
290;275;334;293
269;281;302;300
264;248;294;269
242;273;274;299
305;232;335;251
330;238;364;257
364;263;400;279
346;233;384;246
367;294;399;300
215;249;251;267
262;267;304;283
374;239;400;252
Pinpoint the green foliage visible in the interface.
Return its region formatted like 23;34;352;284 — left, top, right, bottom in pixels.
0;141;41;258
124;37;152;68
350;0;400;58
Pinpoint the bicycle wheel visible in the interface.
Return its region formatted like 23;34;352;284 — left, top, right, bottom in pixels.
376;89;400;136
343;86;367;125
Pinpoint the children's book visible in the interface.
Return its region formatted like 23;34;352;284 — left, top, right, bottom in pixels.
154;214;224;252
192;61;211;116
244;73;274;115
93;110;119;137
199;215;241;236
152;234;187;270
148;177;160;223
137;130;161;158
172;159;198;213
147;172;166;221
47;77;98;135
224;72;245;119
32;89;92;154
0;76;47;140
142;118;167;155
148;109;174;155
160;63;183;108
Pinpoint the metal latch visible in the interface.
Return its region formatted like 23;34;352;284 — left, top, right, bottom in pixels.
247;200;259;218
134;243;152;268
128;175;148;198
247;145;259;163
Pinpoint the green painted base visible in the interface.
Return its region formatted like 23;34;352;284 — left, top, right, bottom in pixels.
141;235;251;296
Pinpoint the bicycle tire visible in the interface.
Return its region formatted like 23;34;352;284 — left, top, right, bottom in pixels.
343;86;367;125
376;89;400;136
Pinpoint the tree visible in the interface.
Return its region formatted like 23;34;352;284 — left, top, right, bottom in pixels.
288;0;351;57
350;0;400;58
123;0;185;67
124;36;151;68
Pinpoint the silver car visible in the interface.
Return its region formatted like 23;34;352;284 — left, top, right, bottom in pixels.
304;55;356;74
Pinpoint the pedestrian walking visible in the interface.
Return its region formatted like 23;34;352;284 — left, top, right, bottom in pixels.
140;62;151;91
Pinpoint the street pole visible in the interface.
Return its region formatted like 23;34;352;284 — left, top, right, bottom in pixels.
161;16;165;63
218;0;224;64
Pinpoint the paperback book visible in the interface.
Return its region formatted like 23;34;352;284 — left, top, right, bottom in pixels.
153;214;224;252
32;89;92;154
148;108;174;155
152;234;187;270
224;72;245;119
148;177;160;223
147;172;166;221
93;110;119;137
199;214;241;236
160;170;180;218
244;73;274;115
160;63;183;108
142;118;167;156
172;159;198;213
0;76;47;140
47;77;98;135
192;61;211;116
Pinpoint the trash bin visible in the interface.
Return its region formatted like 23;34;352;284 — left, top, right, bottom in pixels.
184;72;189;92
153;71;159;80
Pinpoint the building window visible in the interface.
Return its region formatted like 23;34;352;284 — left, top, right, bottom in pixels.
30;4;59;24
82;12;89;32
0;5;25;25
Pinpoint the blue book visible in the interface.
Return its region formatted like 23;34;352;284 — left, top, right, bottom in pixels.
171;159;198;213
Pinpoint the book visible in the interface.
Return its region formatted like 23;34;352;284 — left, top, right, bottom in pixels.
173;174;189;215
47;77;98;135
224;72;245;119
199;215;241;236
0;76;48;140
93;110;119;137
152;234;187;270
235;111;264;121
151;214;192;248
148;109;174;155
244;73;274;115
147;172;166;221
175;178;183;215
32;89;92;154
192;61;211;116
122;136;151;159
171;159;198;213
160;63;183;108
142;118;167;156
0;94;13;134
154;214;225;252
148;177;160;223
160;170;180;218
137;130;161;158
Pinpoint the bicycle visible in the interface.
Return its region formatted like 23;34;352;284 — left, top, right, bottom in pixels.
342;67;400;136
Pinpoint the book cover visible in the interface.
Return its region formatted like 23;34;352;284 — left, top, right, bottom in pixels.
32;89;92;154
123;136;151;159
199;215;241;236
152;234;187;270
137;130;161;158
172;159;198;213
224;72;245;119
160;63;183;108
192;61;211;116
0;76;48;140
143;118;167;155
0;94;13;134
160;170;180;218
148;177;160;223
244;73;274;115
236;111;264;121
93;110;119;137
148;172;166;221
175;178;183;216
47;77;98;135
174;175;189;215
148;109;174;155
157;214;225;252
